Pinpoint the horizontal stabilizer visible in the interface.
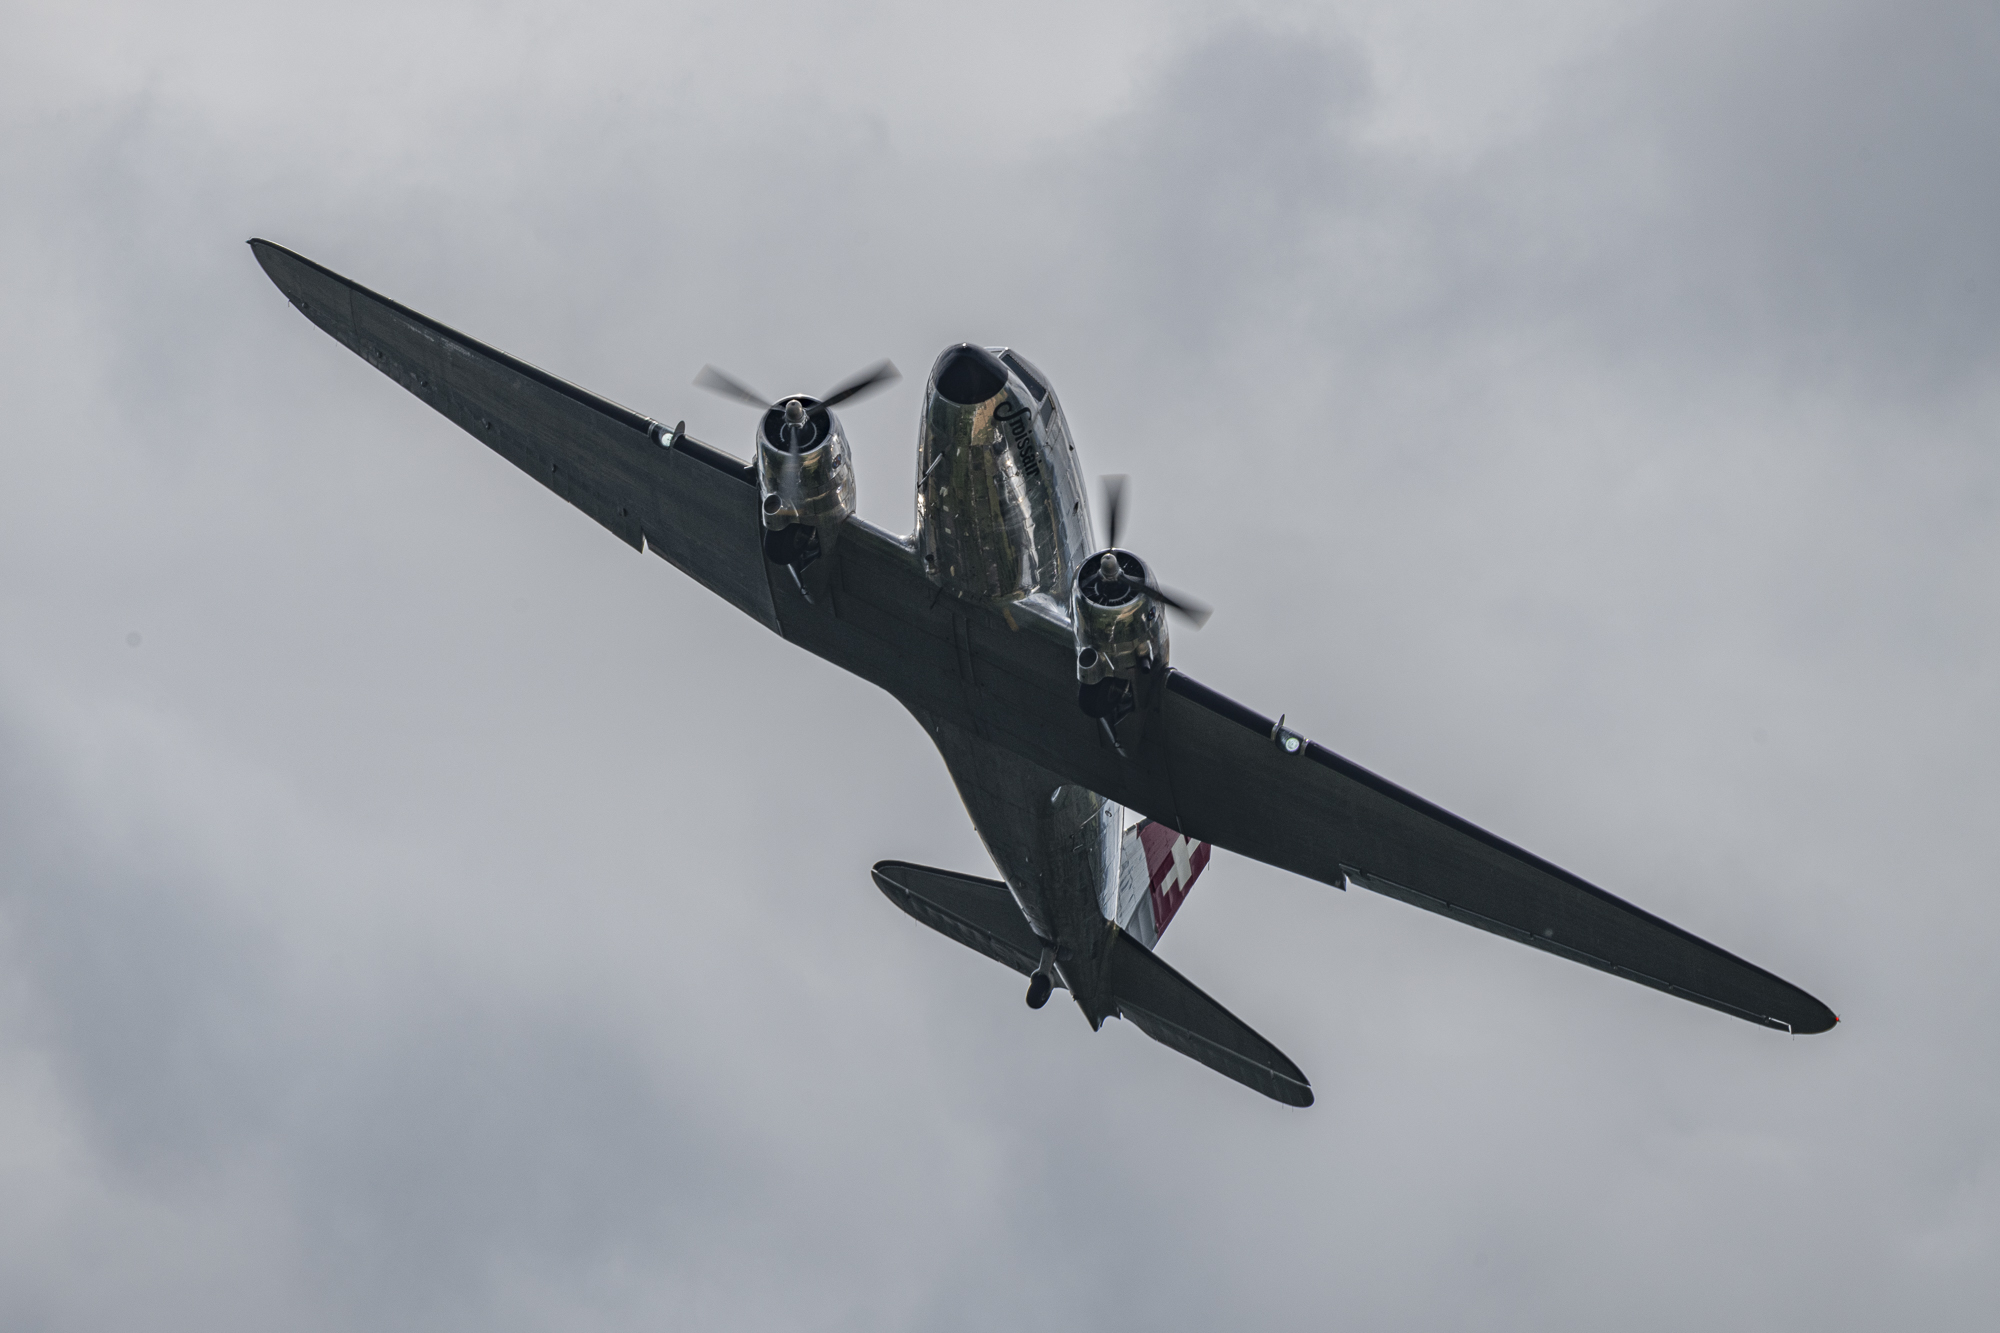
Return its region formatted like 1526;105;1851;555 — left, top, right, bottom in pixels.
871;861;1053;982
1106;933;1313;1107
872;861;1309;1106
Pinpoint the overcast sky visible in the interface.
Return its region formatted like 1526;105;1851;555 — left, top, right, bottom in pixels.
2;1;1996;1329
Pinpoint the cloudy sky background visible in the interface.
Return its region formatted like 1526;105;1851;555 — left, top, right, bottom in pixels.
2;1;1996;1328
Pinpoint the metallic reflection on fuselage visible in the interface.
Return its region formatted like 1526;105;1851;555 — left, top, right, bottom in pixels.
915;344;1093;608
913;344;1128;1017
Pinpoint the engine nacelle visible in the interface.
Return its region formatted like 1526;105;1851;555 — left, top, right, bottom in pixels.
1072;549;1169;719
756;396;856;535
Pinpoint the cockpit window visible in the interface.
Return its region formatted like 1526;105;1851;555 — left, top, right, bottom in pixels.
1001;350;1048;402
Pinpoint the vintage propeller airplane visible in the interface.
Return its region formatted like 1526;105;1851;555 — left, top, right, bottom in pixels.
250;240;1836;1106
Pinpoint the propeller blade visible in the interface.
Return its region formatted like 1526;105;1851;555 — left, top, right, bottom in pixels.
693;365;772;410
1097;474;1205;625
819;359;901;409
1149;581;1212;630
1102;474;1128;550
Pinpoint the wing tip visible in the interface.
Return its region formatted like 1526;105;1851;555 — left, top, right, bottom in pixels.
246;239;335;295
247;237;307;295
1750;991;1836;1035
869;860;908;905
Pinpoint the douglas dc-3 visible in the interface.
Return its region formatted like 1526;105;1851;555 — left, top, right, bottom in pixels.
251;240;1836;1106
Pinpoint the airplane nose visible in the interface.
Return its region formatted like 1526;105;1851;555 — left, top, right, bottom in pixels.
932;343;1009;406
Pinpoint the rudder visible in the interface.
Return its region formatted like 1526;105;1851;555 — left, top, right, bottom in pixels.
1116;819;1212;950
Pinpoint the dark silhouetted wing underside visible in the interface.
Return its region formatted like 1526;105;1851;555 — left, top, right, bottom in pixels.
1150;673;1837;1034
248;239;775;629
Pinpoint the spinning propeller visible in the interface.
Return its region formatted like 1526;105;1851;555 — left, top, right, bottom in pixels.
1098;475;1212;628
695;359;902;498
693;360;902;415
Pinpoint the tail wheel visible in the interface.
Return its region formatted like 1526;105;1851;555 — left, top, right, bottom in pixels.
1025;971;1054;1009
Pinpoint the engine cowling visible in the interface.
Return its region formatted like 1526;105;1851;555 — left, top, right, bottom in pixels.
1072;548;1169;720
756;398;855;527
756;397;857;568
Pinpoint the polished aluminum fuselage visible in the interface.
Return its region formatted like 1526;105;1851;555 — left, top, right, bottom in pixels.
911;348;1128;1021
915;352;1094;602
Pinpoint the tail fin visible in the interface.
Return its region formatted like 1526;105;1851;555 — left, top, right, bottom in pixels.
1116;820;1212;950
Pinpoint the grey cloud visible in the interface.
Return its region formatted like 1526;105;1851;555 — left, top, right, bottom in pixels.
1065;4;2000;401
1577;0;2000;390
2;2;1997;1330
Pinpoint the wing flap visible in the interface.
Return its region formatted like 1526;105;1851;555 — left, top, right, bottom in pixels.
249;239;778;629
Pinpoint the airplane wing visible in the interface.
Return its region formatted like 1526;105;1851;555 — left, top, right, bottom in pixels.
1145;673;1837;1034
247;240;778;630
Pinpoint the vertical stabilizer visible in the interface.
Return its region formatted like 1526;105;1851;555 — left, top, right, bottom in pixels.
1116;820;1212;949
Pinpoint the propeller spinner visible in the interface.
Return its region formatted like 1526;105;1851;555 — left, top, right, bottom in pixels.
695;359;900;511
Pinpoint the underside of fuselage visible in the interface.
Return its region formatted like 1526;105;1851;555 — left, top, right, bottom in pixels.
916;709;1125;1025
910;344;1125;1021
